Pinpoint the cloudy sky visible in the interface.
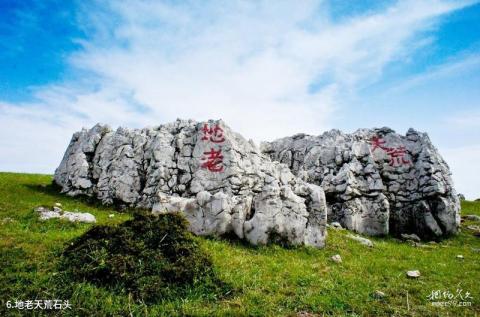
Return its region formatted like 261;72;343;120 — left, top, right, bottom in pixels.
0;0;479;199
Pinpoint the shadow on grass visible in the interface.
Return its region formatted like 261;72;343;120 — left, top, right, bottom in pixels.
206;230;309;253
23;182;132;212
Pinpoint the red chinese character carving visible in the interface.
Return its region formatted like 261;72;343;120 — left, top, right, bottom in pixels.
370;135;410;167
201;148;224;172
201;124;210;141
201;123;225;143
386;146;410;166
370;136;387;151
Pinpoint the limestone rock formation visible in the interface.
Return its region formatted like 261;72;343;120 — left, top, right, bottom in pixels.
54;119;327;248
261;127;460;240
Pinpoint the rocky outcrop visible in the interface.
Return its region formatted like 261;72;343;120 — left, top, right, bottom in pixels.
54;119;327;248
261;127;460;240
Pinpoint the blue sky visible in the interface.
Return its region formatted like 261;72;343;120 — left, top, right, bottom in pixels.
0;0;479;198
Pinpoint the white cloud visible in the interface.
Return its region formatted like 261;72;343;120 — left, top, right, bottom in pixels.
386;53;480;94
0;0;476;174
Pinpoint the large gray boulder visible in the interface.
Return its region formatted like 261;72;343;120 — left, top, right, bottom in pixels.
261;127;460;239
54;119;327;248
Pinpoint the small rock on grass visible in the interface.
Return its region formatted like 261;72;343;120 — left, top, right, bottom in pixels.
464;215;480;221
54;202;62;208
373;290;386;299
297;311;319;317
331;254;342;263
347;234;374;247
466;225;480;231
62;212;96;223
406;270;421;278
34;206;46;213
39;211;62;221
401;233;421;242
35;205;96;223
330;222;343;229
109;214;115;218
456;255;464;259
414;243;434;249
1;217;14;224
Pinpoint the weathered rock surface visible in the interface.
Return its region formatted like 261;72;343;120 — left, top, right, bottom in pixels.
54;119;327;248
261;127;460;239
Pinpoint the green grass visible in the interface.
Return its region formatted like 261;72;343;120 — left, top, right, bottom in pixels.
0;172;479;316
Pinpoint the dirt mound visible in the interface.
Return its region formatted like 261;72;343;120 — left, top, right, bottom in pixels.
59;212;228;303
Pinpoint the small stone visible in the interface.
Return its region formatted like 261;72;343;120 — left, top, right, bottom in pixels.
401;233;421;242
464;215;480;222
62;211;96;223
36;205;96;223
34;206;46;213
466;225;480;231
1;217;14;224
39;210;61;221
330;222;343;229
406;270;421;278
472;248;480;253
456;255;464;259
415;243;434;249
109;214;115;218
54;202;62;208
347;234;374;247
331;254;342;263
373;290;386;299
296;312;317;317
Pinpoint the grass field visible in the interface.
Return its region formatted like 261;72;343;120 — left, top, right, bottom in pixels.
0;172;479;316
